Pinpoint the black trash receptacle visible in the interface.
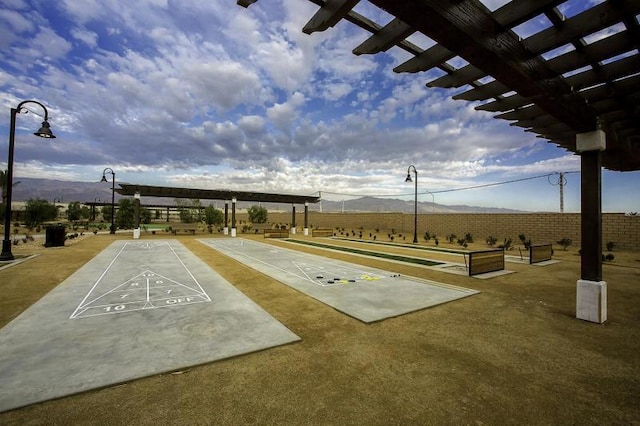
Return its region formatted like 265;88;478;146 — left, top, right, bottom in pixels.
45;225;66;247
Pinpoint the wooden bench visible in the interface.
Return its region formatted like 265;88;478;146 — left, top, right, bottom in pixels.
171;224;197;235
251;223;272;234
264;229;289;238
312;228;334;237
530;244;553;264
468;248;505;276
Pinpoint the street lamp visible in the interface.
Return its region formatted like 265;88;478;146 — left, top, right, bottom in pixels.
405;165;418;243
53;196;62;219
424;190;435;212
101;168;116;234
1;100;56;261
92;197;101;221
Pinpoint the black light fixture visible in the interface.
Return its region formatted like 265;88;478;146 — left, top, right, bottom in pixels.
1;100;56;261
405;165;418;244
101;168;116;234
35;120;55;138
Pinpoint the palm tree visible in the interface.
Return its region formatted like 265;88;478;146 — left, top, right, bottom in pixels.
0;169;20;207
0;169;7;207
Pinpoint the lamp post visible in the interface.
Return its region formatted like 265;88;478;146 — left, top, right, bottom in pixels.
91;197;100;221
101;168;116;234
53;197;62;219
405;165;418;243
425;190;435;212
1;100;56;261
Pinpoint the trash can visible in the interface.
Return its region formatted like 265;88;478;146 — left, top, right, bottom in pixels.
45;225;66;247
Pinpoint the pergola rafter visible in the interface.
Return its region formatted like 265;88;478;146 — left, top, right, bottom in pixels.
238;0;640;323
239;0;640;171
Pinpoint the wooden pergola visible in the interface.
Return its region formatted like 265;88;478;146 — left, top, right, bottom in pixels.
239;0;640;322
116;183;320;236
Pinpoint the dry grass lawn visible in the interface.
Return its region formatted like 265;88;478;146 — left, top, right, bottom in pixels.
0;231;639;425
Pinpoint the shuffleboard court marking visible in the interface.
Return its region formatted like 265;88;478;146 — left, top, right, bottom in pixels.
0;239;301;412
69;241;211;319
219;239;387;287
199;238;480;323
292;261;383;286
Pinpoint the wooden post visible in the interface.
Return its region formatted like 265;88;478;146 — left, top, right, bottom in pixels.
576;129;606;323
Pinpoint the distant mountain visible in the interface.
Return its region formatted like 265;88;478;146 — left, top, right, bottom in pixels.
9;178;522;213
309;196;522;213
11;178;117;204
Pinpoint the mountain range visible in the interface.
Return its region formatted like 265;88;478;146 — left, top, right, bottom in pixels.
9;178;521;213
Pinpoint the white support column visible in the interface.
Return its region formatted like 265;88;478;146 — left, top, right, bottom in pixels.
133;192;141;239
576;280;607;323
223;201;229;235
576;129;607;323
231;197;237;238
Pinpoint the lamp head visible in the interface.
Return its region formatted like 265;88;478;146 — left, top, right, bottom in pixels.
34;120;56;138
100;175;108;183
405;173;413;183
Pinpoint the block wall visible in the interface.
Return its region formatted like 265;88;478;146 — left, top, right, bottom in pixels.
236;211;639;250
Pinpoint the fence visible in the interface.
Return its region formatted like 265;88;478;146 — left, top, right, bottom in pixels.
234;211;639;250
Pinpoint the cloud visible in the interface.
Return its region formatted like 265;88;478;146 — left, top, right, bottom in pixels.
71;27;99;48
3;0;631;212
266;91;305;133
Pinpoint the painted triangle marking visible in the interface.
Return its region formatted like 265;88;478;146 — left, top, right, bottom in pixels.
78;269;208;310
70;241;212;319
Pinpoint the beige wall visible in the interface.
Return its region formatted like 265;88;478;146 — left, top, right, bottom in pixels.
235;211;639;250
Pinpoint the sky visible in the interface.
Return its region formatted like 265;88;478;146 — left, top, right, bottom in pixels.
0;0;638;213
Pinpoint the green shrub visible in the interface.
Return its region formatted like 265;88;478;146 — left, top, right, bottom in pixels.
557;238;572;250
518;234;532;249
498;238;512;250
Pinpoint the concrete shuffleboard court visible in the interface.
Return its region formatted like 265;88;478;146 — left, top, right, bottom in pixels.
0;240;300;412
199;238;479;323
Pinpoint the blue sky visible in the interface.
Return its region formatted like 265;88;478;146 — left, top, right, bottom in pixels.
0;0;638;212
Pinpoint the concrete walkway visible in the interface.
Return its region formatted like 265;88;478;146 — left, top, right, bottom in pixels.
0;240;299;412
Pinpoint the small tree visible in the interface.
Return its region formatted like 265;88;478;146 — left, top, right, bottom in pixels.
176;198;202;223
141;207;152;224
486;236;497;247
179;208;194;223
116;198;135;229
101;205;113;222
80;205;90;219
248;205;268;223
204;205;223;226
498;238;513;250
67;201;83;221
518;233;532;249
24;198;57;227
556;238;572;250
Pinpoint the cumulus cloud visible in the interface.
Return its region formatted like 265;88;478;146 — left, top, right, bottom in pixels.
1;0;617;211
71;27;98;48
266;91;305;133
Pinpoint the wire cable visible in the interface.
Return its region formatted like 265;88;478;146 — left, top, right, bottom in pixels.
319;171;579;198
